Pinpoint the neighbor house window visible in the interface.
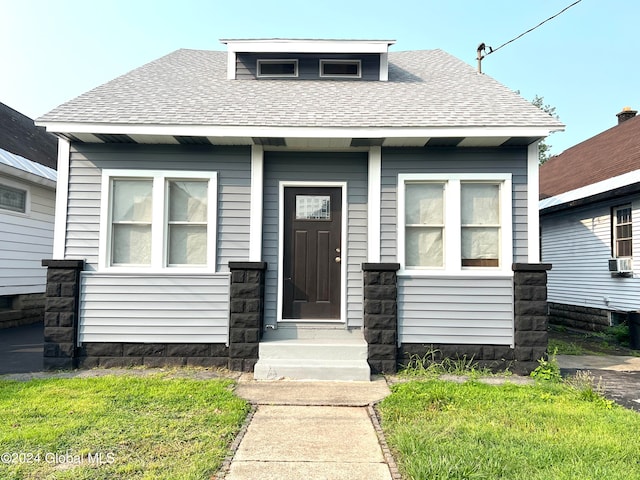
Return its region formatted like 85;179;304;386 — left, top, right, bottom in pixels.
398;174;512;274
0;183;27;213
320;60;361;78
101;170;217;270
613;205;632;258
257;59;298;78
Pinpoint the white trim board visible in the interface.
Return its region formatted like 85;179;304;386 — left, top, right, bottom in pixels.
249;145;264;262
98;169;218;274
37;122;560;140
276;181;348;324
397;173;513;277
53;138;70;259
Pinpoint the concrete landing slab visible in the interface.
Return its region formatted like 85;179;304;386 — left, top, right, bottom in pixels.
225;405;392;480
234;376;391;406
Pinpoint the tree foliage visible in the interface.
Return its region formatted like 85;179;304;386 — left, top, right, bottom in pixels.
532;95;560;165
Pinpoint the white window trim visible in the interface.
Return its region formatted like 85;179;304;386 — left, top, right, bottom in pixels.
276;181;348;324
99;169;217;273
613;204;632;259
398;173;512;277
0;178;30;217
256;59;299;78
319;59;362;78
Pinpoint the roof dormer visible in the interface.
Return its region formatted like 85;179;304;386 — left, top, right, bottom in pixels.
221;38;395;81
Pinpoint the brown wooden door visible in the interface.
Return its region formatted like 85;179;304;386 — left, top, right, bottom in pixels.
283;187;342;319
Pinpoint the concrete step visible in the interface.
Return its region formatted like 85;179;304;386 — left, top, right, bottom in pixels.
262;324;363;341
254;359;371;382
254;334;370;381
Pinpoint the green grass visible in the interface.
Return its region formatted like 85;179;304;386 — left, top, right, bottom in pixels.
0;374;249;479
548;338;588;355
378;379;640;480
399;349;505;379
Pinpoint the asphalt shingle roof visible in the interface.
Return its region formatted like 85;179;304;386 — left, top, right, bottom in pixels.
539;114;640;199
38;49;563;131
0;103;57;169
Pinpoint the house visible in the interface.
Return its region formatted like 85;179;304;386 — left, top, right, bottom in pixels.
540;107;640;331
0;103;57;328
36;39;563;378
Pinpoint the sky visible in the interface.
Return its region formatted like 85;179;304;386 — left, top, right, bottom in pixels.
0;0;637;156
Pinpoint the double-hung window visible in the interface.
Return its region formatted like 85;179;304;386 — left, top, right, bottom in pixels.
101;170;217;271
613;205;632;258
399;173;512;274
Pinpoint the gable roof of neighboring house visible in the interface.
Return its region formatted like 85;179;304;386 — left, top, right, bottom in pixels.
0;102;58;169
539;110;640;212
36;46;563;147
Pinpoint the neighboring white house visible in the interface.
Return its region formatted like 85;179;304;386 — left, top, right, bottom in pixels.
0;103;57;328
540;107;640;331
36;39;562;376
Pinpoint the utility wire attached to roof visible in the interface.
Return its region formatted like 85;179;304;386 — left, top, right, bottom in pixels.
477;0;582;73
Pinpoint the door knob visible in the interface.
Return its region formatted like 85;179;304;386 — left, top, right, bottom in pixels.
335;257;341;263
336;247;341;253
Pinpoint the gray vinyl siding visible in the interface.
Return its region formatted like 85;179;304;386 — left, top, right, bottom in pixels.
79;273;230;344
541;196;640;312
262;152;368;327
64;144;251;271
380;147;529;263
236;53;380;80
0;174;55;295
398;276;514;345
381;147;525;346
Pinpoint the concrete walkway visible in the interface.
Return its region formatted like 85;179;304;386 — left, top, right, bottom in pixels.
222;376;396;480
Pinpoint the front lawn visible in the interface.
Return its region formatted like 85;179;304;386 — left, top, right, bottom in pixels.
0;374;249;479
378;379;640;480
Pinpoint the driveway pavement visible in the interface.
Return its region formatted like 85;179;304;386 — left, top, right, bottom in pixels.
557;354;640;412
0;322;43;374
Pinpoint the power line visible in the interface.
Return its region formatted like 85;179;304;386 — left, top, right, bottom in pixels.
477;0;582;72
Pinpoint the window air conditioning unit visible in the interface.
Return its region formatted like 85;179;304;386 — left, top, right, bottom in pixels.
608;258;633;273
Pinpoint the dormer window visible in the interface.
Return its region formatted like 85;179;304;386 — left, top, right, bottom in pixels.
257;59;298;78
223;39;395;81
320;60;361;78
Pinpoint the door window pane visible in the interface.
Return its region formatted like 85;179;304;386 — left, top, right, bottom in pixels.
296;195;331;220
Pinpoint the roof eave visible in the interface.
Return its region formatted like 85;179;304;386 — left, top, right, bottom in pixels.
35;121;560;140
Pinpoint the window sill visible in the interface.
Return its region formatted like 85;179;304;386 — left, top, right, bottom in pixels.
398;268;514;278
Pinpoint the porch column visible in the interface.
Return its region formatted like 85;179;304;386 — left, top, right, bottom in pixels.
362;262;400;374
513;263;552;374
228;261;267;372
41;259;84;370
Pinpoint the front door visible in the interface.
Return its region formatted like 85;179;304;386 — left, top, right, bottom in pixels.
283;187;342;319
